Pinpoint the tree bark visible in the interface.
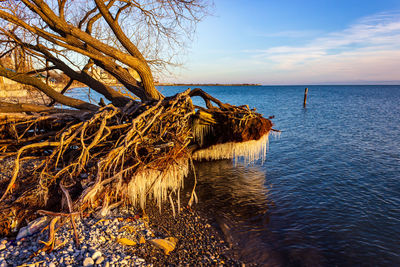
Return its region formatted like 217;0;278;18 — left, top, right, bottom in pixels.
0;101;61;113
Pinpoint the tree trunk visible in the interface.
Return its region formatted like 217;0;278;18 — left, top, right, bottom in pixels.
0;65;98;111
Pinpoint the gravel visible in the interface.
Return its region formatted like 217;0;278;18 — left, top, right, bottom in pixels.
0;209;153;266
0;204;241;266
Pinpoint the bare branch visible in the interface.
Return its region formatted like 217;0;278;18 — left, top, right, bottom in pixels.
0;0;210;105
0;65;98;111
47;78;73;107
58;0;67;20
25;65;57;75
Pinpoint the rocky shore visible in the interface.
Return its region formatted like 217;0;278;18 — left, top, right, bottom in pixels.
0;154;242;267
0;203;242;267
0;153;243;266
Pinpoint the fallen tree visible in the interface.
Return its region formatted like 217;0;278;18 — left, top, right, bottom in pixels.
0;0;273;238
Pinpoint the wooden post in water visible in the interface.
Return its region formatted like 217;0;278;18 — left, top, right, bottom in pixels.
303;87;308;108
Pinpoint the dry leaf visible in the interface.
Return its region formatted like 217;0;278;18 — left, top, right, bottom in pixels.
117;237;137;246
149;237;178;255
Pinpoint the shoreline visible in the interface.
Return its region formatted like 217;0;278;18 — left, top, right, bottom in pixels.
0;203;242;266
0;158;242;266
155;83;261;86
0;86;260;266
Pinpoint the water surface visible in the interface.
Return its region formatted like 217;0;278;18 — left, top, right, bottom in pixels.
179;85;400;266
70;85;400;266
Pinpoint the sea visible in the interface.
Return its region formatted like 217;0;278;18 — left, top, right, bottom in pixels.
69;85;400;266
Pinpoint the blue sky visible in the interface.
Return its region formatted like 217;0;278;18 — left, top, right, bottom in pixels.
166;0;400;84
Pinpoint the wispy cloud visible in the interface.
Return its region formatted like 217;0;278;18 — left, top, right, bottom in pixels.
249;11;400;83
172;11;400;84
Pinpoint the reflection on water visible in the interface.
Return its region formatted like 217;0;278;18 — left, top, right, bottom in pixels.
187;160;283;266
193;160;271;218
188;160;327;266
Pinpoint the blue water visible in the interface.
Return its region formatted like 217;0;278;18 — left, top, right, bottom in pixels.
70;85;400;266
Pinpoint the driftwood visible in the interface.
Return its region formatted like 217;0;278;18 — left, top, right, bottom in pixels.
0;88;272;236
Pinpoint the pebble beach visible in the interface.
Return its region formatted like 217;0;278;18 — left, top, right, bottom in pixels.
0;204;241;267
0;157;242;266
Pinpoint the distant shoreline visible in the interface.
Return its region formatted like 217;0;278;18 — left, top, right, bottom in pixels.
155;83;261;86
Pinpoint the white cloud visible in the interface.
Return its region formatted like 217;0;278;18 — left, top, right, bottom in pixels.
250;11;400;83
170;11;400;84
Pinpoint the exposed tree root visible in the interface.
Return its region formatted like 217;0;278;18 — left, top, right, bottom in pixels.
0;89;273;236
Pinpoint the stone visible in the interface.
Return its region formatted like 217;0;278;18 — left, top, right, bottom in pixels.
0;244;5;251
83;257;94;266
49;262;56;267
95;256;104;265
91;251;102;260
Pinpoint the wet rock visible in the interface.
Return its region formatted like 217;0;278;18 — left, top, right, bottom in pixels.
149;237;178;255
16;216;49;240
95;256;105;265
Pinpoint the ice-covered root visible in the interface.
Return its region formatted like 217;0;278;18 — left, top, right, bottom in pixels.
192;133;270;165
127;158;189;211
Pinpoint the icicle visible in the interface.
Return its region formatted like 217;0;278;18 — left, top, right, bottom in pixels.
127;158;188;210
192;121;213;146
270;130;281;140
169;193;176;218
192;133;270;165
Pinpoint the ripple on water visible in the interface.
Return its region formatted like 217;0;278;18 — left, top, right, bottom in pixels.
69;85;400;266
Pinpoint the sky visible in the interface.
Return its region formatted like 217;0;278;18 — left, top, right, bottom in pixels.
166;0;400;85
